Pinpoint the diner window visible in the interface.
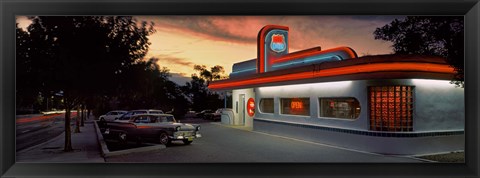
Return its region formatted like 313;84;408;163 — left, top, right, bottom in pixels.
369;86;414;132
281;98;310;116
259;98;274;113
319;98;360;119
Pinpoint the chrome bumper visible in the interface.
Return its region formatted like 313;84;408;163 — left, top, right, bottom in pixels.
170;131;201;140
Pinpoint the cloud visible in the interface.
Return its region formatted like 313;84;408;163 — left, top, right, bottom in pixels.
155;54;194;67
142;16;260;44
138;15;403;55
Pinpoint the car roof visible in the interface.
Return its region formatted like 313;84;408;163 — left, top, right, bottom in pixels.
131;113;174;117
130;109;163;112
147;109;163;112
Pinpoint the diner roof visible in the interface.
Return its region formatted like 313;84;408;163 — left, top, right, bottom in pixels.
209;54;455;91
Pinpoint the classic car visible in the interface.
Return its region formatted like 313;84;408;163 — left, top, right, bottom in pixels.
98;110;128;122
103;113;201;145
204;109;223;121
196;109;213;119
113;109;164;123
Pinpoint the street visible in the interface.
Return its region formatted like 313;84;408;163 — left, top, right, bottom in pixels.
106;118;422;163
16;113;77;152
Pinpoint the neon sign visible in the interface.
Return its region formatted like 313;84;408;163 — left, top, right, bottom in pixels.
270;34;286;53
291;101;303;109
247;98;255;117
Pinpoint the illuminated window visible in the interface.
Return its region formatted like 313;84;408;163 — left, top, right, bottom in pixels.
319;98;360;119
259;98;274;113
281;98;310;116
369;86;414;132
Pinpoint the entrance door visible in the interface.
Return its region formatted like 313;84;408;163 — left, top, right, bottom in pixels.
239;94;245;125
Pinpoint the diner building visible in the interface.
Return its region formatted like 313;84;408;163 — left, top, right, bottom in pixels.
208;25;464;155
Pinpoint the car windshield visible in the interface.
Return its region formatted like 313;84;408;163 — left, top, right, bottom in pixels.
157;116;175;123
118;112;133;120
133;111;148;114
135;116;154;123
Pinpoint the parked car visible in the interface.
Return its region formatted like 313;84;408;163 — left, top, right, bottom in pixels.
114;109;164;123
104;113;201;145
204;109;223;121
184;110;197;118
196;110;213;119
98;110;128;122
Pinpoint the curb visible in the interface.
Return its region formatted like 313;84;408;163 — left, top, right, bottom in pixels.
93;121;166;158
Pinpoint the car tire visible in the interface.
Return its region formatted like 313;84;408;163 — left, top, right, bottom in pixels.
183;140;192;145
159;132;170;145
99;117;105;122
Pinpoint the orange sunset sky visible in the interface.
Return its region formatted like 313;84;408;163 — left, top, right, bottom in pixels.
16;16;403;85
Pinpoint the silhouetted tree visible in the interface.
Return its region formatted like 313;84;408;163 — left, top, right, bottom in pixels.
193;65;227;85
16;24;42;114
20;16;155;151
184;65;226;112
374;16;464;87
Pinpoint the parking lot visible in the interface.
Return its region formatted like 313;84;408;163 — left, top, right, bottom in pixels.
105;118;423;163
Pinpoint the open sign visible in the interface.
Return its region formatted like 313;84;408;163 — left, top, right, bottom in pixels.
291;101;303;109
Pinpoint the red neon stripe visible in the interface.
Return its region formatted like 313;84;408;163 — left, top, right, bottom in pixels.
274;46;357;64
209;62;454;89
16;112;78;124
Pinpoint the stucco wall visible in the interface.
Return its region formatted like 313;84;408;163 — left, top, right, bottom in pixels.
410;79;464;131
254;119;464;155
254;79;464;132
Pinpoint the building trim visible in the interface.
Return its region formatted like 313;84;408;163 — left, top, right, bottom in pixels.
210;62;454;90
254;118;464;137
273;46;357;64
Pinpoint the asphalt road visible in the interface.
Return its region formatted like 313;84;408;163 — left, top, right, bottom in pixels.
16;113;77;152
105;119;422;163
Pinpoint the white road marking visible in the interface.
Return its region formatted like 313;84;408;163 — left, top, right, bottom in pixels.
212;122;426;161
249;130;385;156
21;130;30;133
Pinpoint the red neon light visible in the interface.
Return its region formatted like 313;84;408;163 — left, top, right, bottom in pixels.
291;101;303;109
209;62;454;90
274;46;357;64
330;101;335;108
257;25;289;73
16;112;79;124
247;98;255;117
272;35;283;43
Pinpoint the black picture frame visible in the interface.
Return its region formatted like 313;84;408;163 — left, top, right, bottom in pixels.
1;0;479;177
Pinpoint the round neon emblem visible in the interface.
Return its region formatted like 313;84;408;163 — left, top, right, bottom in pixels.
247;98;255;117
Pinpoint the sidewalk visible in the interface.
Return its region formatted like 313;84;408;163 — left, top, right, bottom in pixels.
16;116;105;163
